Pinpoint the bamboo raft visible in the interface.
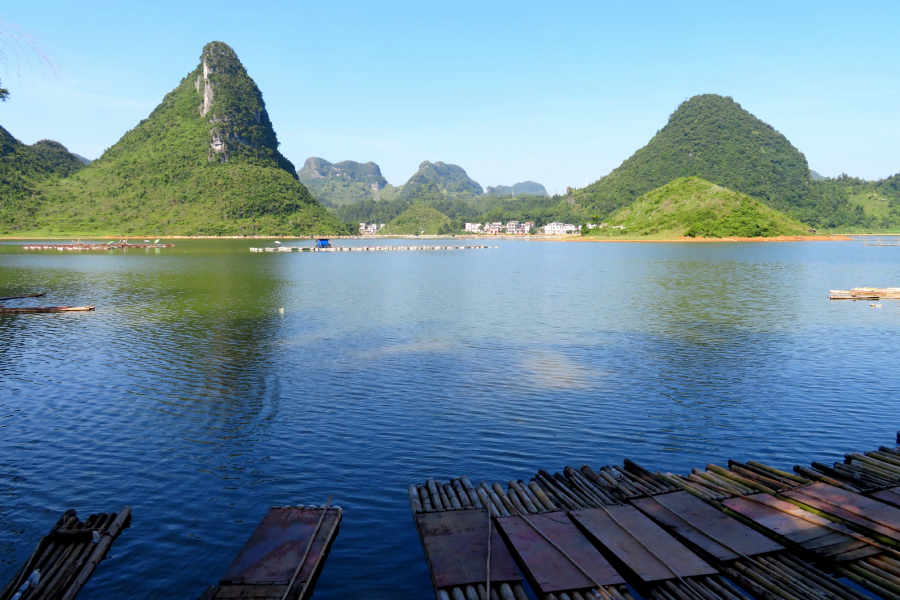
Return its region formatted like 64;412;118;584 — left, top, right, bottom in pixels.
409;434;900;600
197;501;341;600
0;293;46;301
0;306;94;314
0;506;131;600
829;287;900;300
250;245;495;252
23;243;174;250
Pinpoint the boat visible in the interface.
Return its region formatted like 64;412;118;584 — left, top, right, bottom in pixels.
0;306;95;314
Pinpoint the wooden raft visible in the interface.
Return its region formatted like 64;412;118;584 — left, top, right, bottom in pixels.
198;506;341;600
495;511;623;595
0;506;131;600
415;509;521;591
632;491;783;562
722;494;879;561
829;287;900;300
570;505;718;583
0;306;94;314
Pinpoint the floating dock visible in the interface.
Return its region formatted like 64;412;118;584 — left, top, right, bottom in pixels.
0;506;131;600
250;245;494;252
409;433;900;600
0;306;94;314
197;503;341;600
23;243;174;250
830;287;900;300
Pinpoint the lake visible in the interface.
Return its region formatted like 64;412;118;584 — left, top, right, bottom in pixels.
0;238;898;599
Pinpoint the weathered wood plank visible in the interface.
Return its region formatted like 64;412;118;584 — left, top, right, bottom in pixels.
570;506;718;582
633;492;782;562
496;511;623;593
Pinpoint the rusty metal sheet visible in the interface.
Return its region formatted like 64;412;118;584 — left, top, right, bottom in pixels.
632;492;782;562
870;487;900;510
782;483;900;542
415;509;521;589
570;506;717;583
495;512;624;593
221;507;341;585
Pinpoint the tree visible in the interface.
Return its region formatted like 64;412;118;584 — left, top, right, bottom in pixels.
0;23;59;102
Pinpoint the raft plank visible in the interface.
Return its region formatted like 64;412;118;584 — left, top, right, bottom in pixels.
633;492;782;562
415;509;521;589
570;506;718;582
868;487;900;510
495;511;624;593
221;507;341;587
782;483;900;541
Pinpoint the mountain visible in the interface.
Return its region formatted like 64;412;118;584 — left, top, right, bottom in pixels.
486;181;548;196
297;157;399;206
0;126;86;231
810;170;826;181
31;41;343;236
381;204;450;235
72;153;92;165
401;160;483;200
576;94;811;217
597;177;808;238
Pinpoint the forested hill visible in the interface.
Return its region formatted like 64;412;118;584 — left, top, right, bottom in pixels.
30;41;344;236
576;94;811;216
297;157;398;206
486;181;548;196
0;126;85;232
401;161;483;199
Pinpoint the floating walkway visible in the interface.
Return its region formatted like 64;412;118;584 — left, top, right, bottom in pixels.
409;434;900;600
251;245;494;252
830;287;900;300
23;243;174;250
0;306;94;314
0;506;131;600
197;502;341;600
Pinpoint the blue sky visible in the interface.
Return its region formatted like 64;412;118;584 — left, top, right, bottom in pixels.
2;1;898;194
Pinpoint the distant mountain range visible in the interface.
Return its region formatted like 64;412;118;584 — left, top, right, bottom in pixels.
486;181;548;197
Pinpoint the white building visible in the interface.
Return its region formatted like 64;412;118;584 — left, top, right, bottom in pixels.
543;222;578;235
486;222;503;234
359;223;385;235
464;222;483;233
505;221;520;234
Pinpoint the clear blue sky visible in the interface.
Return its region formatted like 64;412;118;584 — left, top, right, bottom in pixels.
3;1;898;194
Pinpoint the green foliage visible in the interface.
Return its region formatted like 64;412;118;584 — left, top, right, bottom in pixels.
577;94;811;216
0;125;85;231
486;181;548;196
0;79;8;102
592;177;807;238
381;204;450;234
17;41;345;236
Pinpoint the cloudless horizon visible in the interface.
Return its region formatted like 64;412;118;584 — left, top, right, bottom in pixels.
2;0;898;194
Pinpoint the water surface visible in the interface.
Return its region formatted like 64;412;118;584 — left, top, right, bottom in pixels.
0;238;898;599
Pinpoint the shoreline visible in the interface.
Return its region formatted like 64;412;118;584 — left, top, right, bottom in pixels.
0;233;858;242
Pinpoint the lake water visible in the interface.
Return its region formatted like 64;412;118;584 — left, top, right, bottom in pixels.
1;238;898;599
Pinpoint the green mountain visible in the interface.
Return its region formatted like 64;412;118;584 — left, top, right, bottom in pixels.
576;94;811;217
297;157;399;206
381;204;450;234
486;181;548;196
0;126;86;231
29;41;343;236
593;177;808;238
401;160;483;200
810;170;826;181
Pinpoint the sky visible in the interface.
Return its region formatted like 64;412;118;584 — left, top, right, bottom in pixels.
2;1;898;194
